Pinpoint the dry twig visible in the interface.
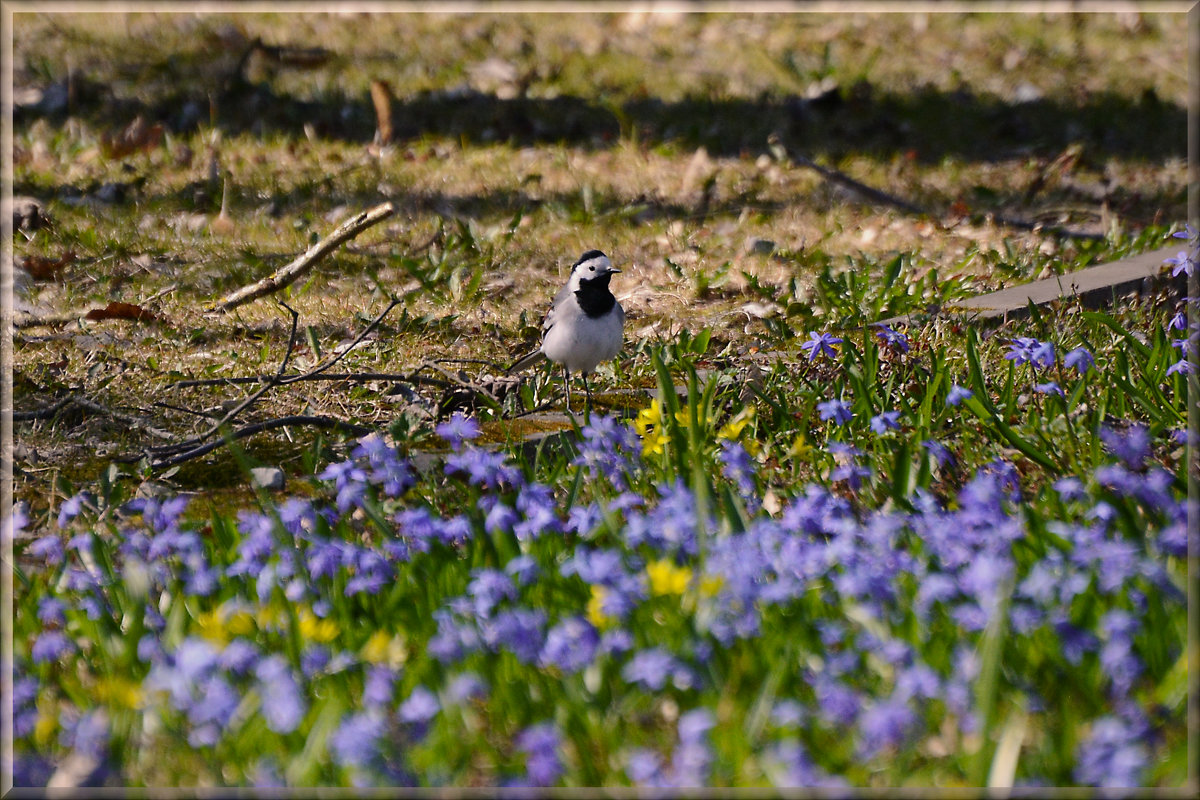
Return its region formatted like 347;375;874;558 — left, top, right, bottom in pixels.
207;201;396;313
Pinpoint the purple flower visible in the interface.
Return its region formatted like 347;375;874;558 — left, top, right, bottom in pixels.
873;323;909;352
831;463;872;491
516;722;564;786
1166;358;1193;376
218;639;259;675
445;672;486;704
817;398;853;425
719;440;757;498
255;655;306;734
57;493;92;528
1064;346;1095;374
1168;310;1187;330
541;616;600;673
1034;381;1063;396
1074;715;1149;787
444;448;521;490
467;568;516;618
398;685;439;725
672;708;715;786
857;697;916;758
436;412;481;449
31;630;74;663
574;414;640;488
622;648;690;692
1100;424;1151;470
869;411;901;434
1054;477;1087;503
505;554;540;585
479;608;546;663
922;439;954;468
37;596;66;625
946;384;973;406
1165;250;1194;278
626;749;666;787
801;331;842;361
362;665;396;710
28;535;64;565
329;711;385;769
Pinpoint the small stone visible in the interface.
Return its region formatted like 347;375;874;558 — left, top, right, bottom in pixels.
747;238;775;255
249;467;285;491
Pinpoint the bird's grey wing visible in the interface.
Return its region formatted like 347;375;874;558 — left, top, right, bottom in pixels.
541;284;574;335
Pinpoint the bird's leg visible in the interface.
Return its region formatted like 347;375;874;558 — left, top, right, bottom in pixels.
582;372;592;421
562;366;572;414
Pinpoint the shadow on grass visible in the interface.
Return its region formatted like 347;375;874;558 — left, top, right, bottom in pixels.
17;67;1186;166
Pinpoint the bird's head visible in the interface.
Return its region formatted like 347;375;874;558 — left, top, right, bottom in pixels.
571;250;619;289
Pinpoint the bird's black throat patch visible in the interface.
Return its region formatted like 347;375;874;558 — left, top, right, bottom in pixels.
575;273;616;318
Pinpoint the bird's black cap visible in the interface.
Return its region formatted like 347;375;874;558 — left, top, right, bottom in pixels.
574;250;608;267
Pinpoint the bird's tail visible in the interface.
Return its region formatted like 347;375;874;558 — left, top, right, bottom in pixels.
507;349;547;374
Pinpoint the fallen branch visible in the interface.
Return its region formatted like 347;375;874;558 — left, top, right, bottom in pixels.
118;416;375;468
787;150;1105;242
207;201;396;313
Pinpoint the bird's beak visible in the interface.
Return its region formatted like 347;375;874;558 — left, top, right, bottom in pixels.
607;268;621;274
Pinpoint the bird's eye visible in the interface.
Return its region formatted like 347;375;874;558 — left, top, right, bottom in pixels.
589;265;595;271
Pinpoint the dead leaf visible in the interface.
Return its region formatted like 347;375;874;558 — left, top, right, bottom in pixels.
84;302;161;323
100;115;164;159
20;251;75;281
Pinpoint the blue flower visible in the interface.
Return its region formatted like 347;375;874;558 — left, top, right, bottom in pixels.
31;630;74;663
921;439;954;468
869;411;901;434
946;384;973;406
256;655;306;734
516;722;564;786
1063;346;1095;374
1074;714;1149;787
28;535;64;565
1099;424;1151;470
362;665;396;710
436;412;481;449
817;398;853;425
801;331;843;360
398;685;440;725
57;492;92;528
873;323;909;352
467;568;516;618
856;697;916;758
1166;358;1193;376
718;440;757;500
329;711;385;769
1165;249;1194;278
540;616;600;673
621;648;692;691
1034;381;1063;396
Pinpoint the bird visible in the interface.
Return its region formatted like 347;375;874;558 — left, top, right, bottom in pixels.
509;249;625;413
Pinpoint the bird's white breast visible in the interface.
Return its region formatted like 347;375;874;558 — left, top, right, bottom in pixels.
541;302;624;375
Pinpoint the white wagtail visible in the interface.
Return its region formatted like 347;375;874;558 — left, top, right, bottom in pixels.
509;249;625;413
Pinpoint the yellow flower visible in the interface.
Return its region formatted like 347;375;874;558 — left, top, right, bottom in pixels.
717;407;756;441
34;708;56;748
298;608;339;643
96;677;143;710
361;631;408;668
586;585;614;630
195;607;228;644
699;574;725;597
647;559;692;596
674;408;709;429
788;432;812;461
635;399;669;456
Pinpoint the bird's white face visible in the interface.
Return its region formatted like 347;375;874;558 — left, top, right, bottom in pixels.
569;253;618;290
